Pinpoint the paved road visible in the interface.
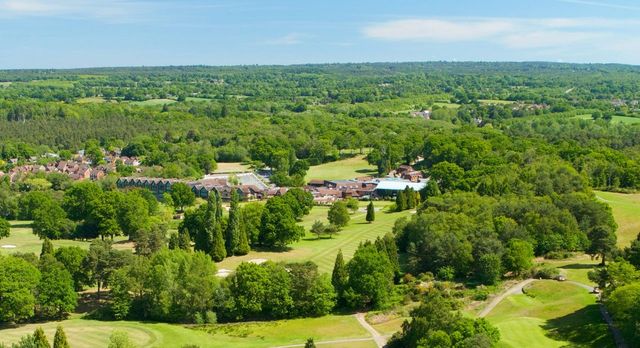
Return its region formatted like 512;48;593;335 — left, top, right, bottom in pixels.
272;337;374;348
479;278;627;348
355;312;387;348
271;313;387;348
478;279;535;318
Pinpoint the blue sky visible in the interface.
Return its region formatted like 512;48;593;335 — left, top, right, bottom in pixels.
1;0;640;68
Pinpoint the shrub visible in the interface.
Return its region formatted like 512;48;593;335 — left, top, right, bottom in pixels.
532;266;560;279
437;266;455;281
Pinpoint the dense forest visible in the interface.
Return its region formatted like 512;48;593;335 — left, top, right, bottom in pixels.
1;62;640;347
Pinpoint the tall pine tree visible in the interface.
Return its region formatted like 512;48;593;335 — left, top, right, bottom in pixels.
365;201;375;223
395;191;406;211
178;229;192;251
225;190;242;255
331;250;348;305
208;192;226;261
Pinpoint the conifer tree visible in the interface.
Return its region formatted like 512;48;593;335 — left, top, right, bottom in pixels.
305;338;316;348
331;250;348;303
178;229;192;251
395;191;406;211
365;201;375;223
41;237;54;257
208;192;226;261
168;232;179;250
225;190;241;255
34;327;51;348
53;325;70;348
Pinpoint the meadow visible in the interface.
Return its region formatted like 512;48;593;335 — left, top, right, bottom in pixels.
0;221;130;255
305;155;377;181
217;200;410;274
0;315;376;348
129;98;177;106
595;191;640;247
487;280;614;348
573;114;640;124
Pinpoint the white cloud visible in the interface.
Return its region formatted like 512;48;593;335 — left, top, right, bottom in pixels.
264;33;307;45
558;0;640;11
0;0;150;21
363;19;515;42
362;17;637;52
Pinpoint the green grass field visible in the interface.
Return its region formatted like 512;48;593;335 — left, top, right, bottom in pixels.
76;96;108;104
213;162;252;173
130;98;177;106
26;79;75;88
487;280;614;348
478;99;513;105
306;155;377;181
595;191;640;247
432;101;460;109
217;201;409;273
0;315;375;348
573;114;640;124
0;221;131;256
540;254;600;285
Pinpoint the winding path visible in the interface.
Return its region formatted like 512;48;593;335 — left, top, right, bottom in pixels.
478;279;535;318
479;278;627;348
355;312;387;348
271;313;387;348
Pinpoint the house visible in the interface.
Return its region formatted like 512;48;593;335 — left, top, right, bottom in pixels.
401;170;423;182
307;179;326;187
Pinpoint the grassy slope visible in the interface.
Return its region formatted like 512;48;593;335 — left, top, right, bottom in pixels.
306;155;377;181
217;201;410;274
541;254;600;285
594;191;640;247
0;221;130;256
487;280;614;348
0;315;374;348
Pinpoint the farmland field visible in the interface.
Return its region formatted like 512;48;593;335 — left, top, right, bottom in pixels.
306;155;377;181
487;280;614;348
595;191;640;247
216;201;409;274
0;315;375;348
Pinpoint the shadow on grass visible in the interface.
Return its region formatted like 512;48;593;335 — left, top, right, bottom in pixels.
559;263;596;270
9;222;33;229
542;304;615;348
301;236;336;241
250;245;294;253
